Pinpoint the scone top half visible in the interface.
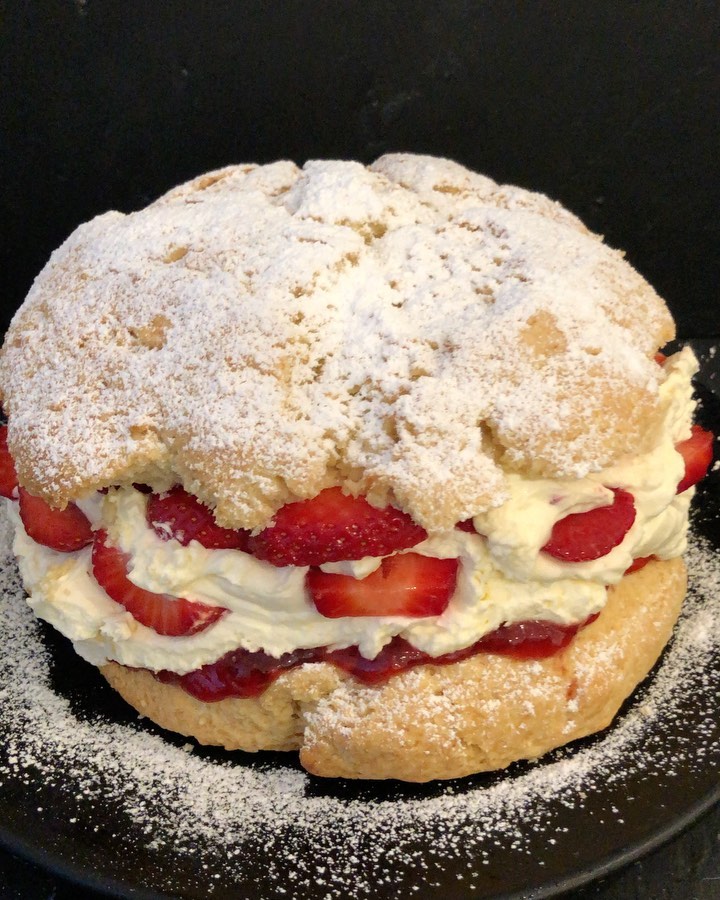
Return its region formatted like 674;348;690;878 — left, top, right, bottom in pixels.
0;154;675;533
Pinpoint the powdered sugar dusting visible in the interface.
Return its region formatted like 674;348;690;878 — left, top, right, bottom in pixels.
0;504;717;898
0;154;675;532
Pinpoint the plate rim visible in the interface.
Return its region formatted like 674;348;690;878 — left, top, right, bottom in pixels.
0;336;718;900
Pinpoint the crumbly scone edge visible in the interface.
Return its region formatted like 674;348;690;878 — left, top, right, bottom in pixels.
101;557;686;781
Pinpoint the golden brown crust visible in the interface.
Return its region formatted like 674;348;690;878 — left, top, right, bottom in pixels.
101;557;686;781
0;155;674;531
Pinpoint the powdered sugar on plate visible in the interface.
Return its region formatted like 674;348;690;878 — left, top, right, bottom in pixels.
0;504;718;898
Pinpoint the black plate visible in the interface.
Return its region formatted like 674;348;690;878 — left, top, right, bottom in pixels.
0;340;718;900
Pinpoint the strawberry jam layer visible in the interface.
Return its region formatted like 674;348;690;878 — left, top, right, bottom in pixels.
156;615;598;702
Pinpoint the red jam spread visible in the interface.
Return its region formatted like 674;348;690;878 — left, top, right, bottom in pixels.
156;615;598;702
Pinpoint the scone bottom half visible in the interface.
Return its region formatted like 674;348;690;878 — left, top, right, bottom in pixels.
0;155;715;780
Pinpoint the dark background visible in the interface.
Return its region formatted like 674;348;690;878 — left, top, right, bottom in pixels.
1;799;719;899
2;1;719;338
1;1;719;897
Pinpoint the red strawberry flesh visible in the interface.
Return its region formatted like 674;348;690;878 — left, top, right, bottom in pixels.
455;518;476;533
158;646;319;702
18;487;93;552
158;615;598;700
0;424;18;499
624;555;655;575
248;486;427;567
92;529;226;636
542;488;636;563
147;486;250;550
676;425;714;493
307;552;459;618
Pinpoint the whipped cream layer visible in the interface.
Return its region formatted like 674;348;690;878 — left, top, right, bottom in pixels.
10;348;697;675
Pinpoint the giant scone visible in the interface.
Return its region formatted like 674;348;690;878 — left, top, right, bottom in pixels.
0;154;713;781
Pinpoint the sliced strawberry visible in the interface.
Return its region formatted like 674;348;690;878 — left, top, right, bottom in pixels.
18;487;93;552
0;424;18;499
676;425;714;493
625;555;655;575
455;518;476;533
92;529;226;636
542;488;636;563
159;646;319;702
146;486;249;550
307;552;459;618
248;486;427;567
474;614;599;658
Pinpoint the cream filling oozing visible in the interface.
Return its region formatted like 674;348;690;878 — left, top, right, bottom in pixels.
9;348;698;675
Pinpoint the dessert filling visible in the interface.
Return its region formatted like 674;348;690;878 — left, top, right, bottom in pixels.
1;348;713;698
156;619;599;702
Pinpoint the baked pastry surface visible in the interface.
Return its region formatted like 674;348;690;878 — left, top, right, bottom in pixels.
101;557;686;781
1;155;691;782
0;155;674;532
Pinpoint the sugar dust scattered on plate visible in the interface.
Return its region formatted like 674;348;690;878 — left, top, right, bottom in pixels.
0;507;718;899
